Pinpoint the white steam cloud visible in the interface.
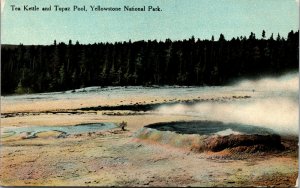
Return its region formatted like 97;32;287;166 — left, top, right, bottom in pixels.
156;73;299;135
234;72;298;92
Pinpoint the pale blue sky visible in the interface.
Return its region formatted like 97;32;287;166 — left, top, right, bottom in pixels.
1;0;299;45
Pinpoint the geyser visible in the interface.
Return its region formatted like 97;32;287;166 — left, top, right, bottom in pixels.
135;121;287;154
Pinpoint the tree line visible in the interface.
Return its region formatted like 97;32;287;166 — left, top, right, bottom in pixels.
1;30;299;94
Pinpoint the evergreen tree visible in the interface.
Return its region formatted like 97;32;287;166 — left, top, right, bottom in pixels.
1;30;298;94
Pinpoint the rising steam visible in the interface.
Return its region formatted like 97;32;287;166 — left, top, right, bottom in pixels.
156;73;299;135
234;72;299;92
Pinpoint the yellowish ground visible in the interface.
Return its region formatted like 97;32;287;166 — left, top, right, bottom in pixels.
0;91;298;186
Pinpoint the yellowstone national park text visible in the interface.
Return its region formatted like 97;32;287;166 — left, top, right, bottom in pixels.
9;5;163;12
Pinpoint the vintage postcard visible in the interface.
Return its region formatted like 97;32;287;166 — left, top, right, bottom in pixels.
0;0;299;186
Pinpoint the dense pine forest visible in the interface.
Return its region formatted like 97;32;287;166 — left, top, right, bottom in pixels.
1;30;299;95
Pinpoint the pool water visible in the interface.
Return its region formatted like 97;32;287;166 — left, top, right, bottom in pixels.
145;120;275;136
1;122;117;138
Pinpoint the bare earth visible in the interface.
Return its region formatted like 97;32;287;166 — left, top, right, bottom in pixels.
0;86;298;186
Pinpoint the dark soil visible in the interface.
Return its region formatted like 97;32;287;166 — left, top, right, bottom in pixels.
78;96;251;112
205;134;284;152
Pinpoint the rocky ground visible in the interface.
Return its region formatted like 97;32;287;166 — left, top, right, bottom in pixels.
0;87;298;186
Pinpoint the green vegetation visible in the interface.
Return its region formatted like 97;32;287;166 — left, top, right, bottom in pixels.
1;30;298;94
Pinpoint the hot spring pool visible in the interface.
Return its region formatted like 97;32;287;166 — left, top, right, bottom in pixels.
145;120;276;136
135;121;283;153
1;122;117;138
